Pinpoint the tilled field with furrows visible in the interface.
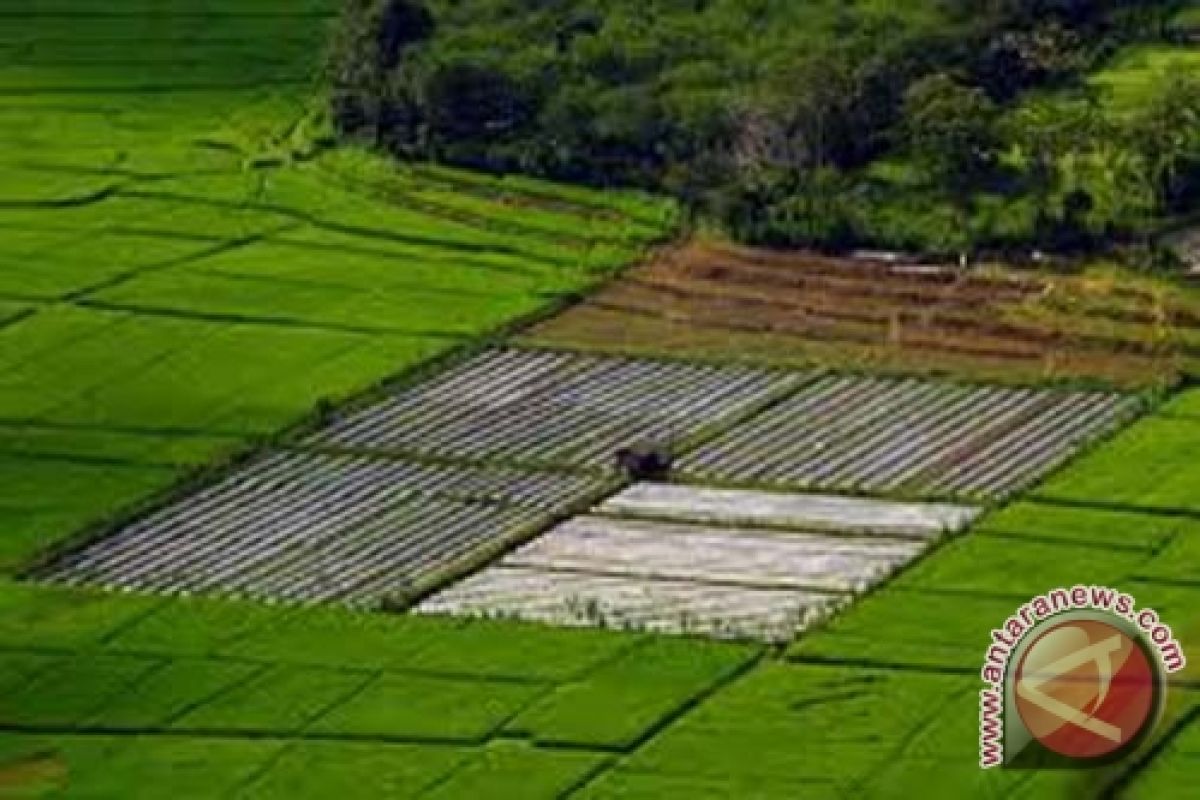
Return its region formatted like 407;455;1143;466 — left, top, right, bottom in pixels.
308;347;805;469
677;374;1141;500
34;451;613;605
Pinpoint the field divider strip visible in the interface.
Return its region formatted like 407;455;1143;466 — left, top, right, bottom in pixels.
972;528;1157;554
586;508;943;543
1102;704;1200;798
1027;495;1200;523
561;648;768;797
401;477;627;610
119;188;568;266
62;222;301;302
64;640;562;687
158;661;276;730
494;560;856;597
785;652;979;677
71;297;472;339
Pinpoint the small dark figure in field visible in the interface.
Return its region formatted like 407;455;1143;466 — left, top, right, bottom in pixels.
616;442;673;481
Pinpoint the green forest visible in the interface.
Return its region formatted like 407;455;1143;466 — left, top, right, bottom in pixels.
330;0;1200;255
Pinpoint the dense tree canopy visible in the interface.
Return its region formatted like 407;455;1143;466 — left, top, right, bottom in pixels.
329;0;1199;255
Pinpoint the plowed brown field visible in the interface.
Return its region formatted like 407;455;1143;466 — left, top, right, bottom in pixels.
524;240;1200;387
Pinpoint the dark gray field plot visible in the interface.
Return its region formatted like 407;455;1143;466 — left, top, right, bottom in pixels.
35;451;611;605
34;347;1139;612
677;376;1141;500
306;347;805;469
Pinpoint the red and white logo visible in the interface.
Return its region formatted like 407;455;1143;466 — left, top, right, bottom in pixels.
1014;618;1157;760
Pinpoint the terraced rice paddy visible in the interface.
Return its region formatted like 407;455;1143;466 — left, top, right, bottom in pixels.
526;240;1200;387
418;486;977;642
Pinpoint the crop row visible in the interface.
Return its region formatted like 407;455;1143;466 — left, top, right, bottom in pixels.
678;374;1140;499
419;487;975;642
36;452;610;605
312;347;802;470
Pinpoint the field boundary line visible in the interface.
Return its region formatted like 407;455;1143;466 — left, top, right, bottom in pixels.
0;723;629;756
1102;704;1200;798
72;297;472;339
0;640;566;688
561;648;767;798
587;506;944;542
493;560;856;598
972;527;1156;554
1028;495;1200;523
119;188;568;265
62;223;301;302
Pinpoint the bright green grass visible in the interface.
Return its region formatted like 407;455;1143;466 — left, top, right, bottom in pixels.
210;604;464;671
0;455;179;572
309;673;544;742
623;662;976;790
0;652;162;727
1132;518;1200;581
1122;717;1200;799
398;617;643;682
0;580;161;650
421;742;608;800
790;586;1022;670
1089;45;1200;117
90;268;546;335
0;305;449;434
0;733;286;799
508;637;757;748
172;665;370;734
0;0;673;586
1159;387;1200;418
891;533;1146;597
243;740;471;799
972;500;1184;550
0;425;241;467
84;658;263;729
1035;414;1200;512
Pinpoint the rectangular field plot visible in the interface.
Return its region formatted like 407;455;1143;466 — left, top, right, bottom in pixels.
308;347;803;470
676;375;1140;500
418;487;977;642
598;484;977;538
34;451;611;606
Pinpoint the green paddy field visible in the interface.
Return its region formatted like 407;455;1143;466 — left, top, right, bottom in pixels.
1;2;1198;798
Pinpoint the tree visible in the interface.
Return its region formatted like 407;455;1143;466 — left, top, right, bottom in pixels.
1124;73;1200;211
426;62;533;144
1005;97;1102;231
901;74;998;185
327;0;434;143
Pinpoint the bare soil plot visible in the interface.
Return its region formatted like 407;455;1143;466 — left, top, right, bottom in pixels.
525;240;1200;387
418;486;977;642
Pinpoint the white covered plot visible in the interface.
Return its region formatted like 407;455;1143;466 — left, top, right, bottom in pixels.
416;565;840;643
598;484;978;538
307;347;805;469
418;486;979;642
677;376;1140;499
505;516;925;592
